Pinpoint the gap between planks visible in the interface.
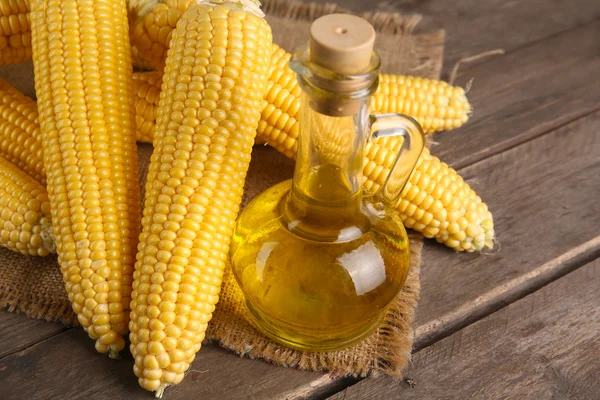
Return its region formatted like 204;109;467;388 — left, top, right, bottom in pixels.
328;258;600;399
414;236;600;350
292;103;600;399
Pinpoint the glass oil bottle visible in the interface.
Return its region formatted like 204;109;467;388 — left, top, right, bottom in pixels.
230;14;425;351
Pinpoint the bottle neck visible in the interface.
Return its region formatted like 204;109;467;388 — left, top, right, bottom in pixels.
291;91;369;204
283;92;372;241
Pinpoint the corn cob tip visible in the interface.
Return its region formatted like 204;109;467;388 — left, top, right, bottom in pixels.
200;0;265;17
128;0;160;16
155;386;166;398
39;219;56;254
94;336;126;358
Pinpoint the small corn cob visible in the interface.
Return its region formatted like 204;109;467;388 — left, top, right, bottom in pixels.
364;139;494;251
130;0;272;395
261;45;471;157
0;154;54;256
30;0;140;356
0;77;45;184
0;0;31;65
373;75;470;132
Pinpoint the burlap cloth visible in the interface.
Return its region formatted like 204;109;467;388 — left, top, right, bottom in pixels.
0;0;444;379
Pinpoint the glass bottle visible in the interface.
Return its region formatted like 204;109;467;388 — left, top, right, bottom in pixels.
230;14;425;351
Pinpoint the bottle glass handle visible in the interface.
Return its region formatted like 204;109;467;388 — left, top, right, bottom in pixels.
369;113;425;208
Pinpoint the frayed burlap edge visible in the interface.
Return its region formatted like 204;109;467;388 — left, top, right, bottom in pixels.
1;290;77;326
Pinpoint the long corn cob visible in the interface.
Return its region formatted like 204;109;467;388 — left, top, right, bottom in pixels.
130;73;492;252
30;0;140;357
130;0;273;394
0;0;31;65
132;65;470;152
0;77;45;183
0;154;54;256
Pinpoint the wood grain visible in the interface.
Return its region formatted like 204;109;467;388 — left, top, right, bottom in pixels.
306;0;600;71
0;310;66;359
0;329;329;400
329;258;600;400
436;20;600;169
415;109;600;348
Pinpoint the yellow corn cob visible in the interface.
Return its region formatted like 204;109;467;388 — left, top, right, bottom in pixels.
128;1;471;134
30;0;140;357
0;77;45;184
0;154;54;256
130;76;492;252
373;75;470;132
0;0;31;65
364;140;494;251
130;0;272;395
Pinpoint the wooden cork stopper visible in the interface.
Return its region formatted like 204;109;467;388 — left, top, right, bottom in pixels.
309;13;376;75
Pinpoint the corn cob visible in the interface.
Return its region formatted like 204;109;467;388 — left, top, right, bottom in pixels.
130;0;272;394
0;0;31;65
30;0;140;357
130;75;492;252
0;154;54;256
0;77;45;184
128;0;471;132
364;140;494;251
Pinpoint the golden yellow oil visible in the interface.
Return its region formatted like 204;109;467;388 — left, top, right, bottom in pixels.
230;178;411;351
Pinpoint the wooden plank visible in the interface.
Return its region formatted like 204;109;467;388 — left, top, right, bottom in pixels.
0;329;330;400
0;310;66;359
436;20;600;169
415;109;600;348
328;258;600;399
308;0;600;71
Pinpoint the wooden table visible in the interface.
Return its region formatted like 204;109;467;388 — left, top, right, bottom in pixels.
1;0;599;398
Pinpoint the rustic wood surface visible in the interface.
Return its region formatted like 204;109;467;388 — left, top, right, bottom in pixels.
330;259;600;399
1;0;599;399
326;0;600;74
0;310;65;359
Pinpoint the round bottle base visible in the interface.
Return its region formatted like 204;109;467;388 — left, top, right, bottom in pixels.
245;298;384;352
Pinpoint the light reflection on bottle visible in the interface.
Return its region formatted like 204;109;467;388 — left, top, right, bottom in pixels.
337;241;385;296
255;242;278;282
